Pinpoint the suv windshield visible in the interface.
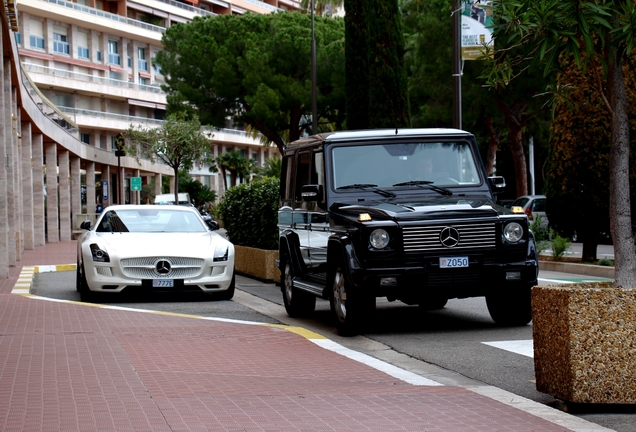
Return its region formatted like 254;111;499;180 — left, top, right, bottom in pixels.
331;142;481;189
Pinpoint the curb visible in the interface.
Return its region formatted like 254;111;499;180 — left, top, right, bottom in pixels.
538;260;615;279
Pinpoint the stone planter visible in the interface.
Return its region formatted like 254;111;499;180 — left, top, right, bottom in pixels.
234;245;280;282
532;283;636;404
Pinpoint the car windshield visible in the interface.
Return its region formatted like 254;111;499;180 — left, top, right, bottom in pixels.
95;208;207;233
331;142;481;190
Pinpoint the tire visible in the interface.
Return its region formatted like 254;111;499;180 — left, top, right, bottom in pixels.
485;285;532;326
217;272;236;300
419;297;448;311
281;259;316;317
77;262;96;302
330;265;375;336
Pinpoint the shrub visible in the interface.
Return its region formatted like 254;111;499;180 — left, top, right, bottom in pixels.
549;230;572;261
530;215;550;255
218;177;279;250
596;258;614;266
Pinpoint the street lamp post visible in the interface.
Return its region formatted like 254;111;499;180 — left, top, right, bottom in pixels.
311;0;317;135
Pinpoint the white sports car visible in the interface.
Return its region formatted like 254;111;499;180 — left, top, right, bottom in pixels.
76;205;235;301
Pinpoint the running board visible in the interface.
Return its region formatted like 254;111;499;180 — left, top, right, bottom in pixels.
292;278;324;296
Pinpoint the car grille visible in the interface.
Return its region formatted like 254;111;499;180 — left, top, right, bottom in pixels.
403;221;496;252
120;257;204;279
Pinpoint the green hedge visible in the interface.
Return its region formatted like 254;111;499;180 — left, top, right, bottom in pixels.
218;177;279;250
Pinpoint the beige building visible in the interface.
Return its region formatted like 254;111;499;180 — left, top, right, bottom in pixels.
0;0;299;278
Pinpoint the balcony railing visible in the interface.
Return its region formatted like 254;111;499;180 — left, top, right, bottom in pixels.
58;107;165;127
153;0;217;17
22;63;164;94
19;63;79;138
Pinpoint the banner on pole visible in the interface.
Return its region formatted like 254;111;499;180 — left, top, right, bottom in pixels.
461;0;494;60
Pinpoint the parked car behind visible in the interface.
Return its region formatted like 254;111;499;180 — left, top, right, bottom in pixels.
511;195;548;230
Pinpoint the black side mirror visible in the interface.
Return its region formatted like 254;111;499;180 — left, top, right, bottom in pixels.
80;220;92;230
301;184;323;202
488;176;506;193
206;220;220;231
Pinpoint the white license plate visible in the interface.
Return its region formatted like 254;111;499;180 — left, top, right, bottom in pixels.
152;279;174;287
439;257;469;268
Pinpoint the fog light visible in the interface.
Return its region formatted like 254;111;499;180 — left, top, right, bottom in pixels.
506;271;521;280
380;277;397;286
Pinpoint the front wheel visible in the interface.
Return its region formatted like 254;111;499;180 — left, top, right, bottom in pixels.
281;260;316;317
330;266;375;336
485;285;532;326
216;272;235;300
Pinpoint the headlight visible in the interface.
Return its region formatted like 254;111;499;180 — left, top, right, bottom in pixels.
213;244;229;262
503;222;523;243
89;243;110;262
369;229;390;250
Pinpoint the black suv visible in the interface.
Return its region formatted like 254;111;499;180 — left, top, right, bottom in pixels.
277;129;538;335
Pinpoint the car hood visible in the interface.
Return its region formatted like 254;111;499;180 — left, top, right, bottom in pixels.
331;195;508;222
95;232;227;257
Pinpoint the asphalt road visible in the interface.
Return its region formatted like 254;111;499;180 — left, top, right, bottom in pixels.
32;268;634;432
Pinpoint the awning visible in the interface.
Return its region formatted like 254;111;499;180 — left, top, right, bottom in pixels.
128;99;166;110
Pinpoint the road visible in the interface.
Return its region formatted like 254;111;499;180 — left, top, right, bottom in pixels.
32;268;634;432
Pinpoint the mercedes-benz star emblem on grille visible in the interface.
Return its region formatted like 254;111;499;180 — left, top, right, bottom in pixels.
440;227;460;248
155;260;172;275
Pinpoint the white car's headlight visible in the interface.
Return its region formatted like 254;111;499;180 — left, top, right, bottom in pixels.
213;244;229;262
369;229;390;250
89;243;110;262
503;222;523;243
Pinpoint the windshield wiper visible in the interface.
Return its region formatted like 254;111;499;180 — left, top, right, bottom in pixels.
392;180;453;196
337;183;396;198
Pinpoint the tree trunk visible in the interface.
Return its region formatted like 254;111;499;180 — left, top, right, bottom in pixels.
581;241;598;263
484;116;499;176
507;124;528;198
607;49;636;287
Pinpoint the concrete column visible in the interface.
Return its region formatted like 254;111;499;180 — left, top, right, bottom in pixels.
46;143;59;243
0;34;8;278
21;122;34;250
32;134;45;246
86;161;96;213
4;59;16;266
58;150;71;241
13;90;23;259
70;155;81;232
169;176;175;195
134;169;141;204
155;173;162;198
101;164;111;207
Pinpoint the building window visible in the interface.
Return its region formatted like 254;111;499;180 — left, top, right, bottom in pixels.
53;33;70;54
81;133;91;145
138;47;148;71
97;50;102;61
78;46;89;58
30;35;45;49
108;40;120;65
15;33;21;45
139;77;148;86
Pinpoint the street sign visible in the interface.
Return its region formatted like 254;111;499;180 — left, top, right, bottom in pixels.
130;177;142;191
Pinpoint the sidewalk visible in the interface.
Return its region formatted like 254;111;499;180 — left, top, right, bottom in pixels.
0;242;609;431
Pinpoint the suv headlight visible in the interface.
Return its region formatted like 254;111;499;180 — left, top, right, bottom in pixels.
503;222;523;243
369;229;390;250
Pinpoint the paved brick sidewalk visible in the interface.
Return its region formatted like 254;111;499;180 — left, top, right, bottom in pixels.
0;242;600;431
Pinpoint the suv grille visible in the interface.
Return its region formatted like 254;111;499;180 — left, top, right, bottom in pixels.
403;222;496;252
121;257;204;279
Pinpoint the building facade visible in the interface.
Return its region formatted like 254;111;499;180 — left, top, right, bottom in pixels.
0;0;300;278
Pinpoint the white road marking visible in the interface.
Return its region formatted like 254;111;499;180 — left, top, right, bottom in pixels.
482;340;534;358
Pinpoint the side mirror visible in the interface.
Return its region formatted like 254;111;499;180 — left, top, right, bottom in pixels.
206;220;220;231
80;220;92;230
301;184;323;202
488;176;506;193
